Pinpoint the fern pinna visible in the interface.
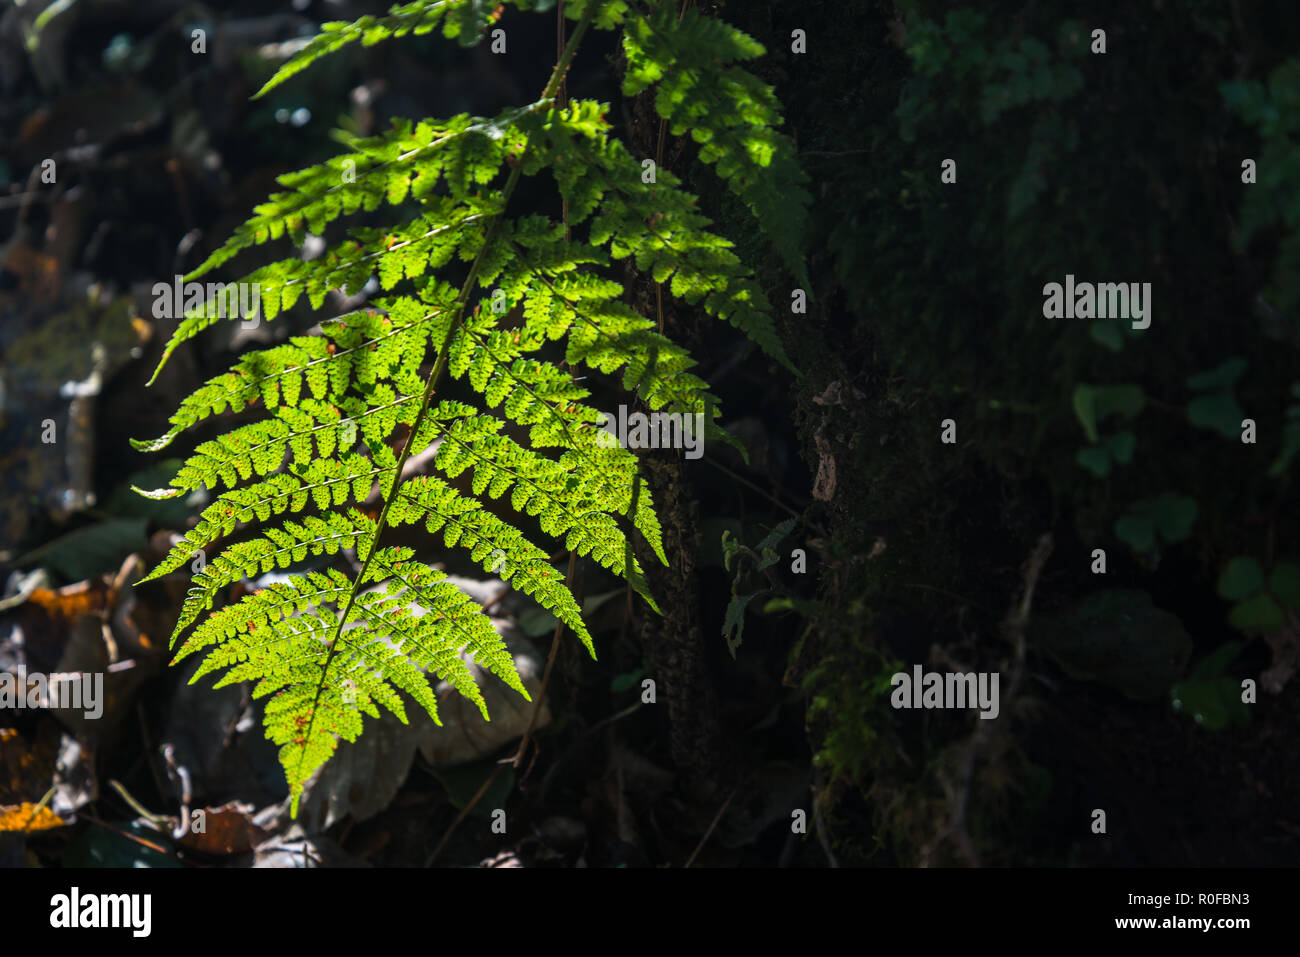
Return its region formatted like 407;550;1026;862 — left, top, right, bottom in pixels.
134;0;809;814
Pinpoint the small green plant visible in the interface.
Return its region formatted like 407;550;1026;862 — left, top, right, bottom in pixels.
1171;642;1250;730
133;0;807;813
720;518;796;656
1186;357;1248;440
1072;382;1143;477
1217;556;1300;633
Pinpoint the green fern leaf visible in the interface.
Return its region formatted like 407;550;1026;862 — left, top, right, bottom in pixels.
135;0;804;815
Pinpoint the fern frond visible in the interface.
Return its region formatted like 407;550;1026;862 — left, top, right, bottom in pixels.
622;7;812;288
254;0;633;103
389;472;595;652
133;310;430;452
424;400;661;578
520;100;798;371
147;110;532;382
172;509;376;641
367;546;528;699
140;451;395;584
255;1;512;99
136;0;804;814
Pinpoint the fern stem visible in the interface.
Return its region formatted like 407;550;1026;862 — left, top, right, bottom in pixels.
294;4;600;793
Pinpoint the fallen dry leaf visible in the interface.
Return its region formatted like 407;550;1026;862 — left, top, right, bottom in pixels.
175;801;270;856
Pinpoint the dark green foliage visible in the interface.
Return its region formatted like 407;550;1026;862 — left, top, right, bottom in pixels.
720;518;796;656
724;0;1300;864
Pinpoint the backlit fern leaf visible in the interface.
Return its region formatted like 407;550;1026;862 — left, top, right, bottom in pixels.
135;0;806;814
253;0;517;100
622;6;812;289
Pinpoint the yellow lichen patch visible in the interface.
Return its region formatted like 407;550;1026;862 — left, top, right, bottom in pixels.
0;803;66;832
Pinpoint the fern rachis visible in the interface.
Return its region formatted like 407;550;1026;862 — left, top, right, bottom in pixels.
135;0;808;814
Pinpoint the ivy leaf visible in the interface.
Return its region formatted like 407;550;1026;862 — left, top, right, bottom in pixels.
1072;385;1099;443
722;593;754;658
1187;392;1244;439
1218;556;1264;601
1191;641;1245;681
1076;445;1111;477
610;665;647;694
1171;675;1250;730
754;518;796;571
1170;642;1248;733
1072;383;1143;443
1271;420;1300;476
1115;514;1155;552
1187;357;1248;391
1106;430;1136;464
1089;320;1124;352
1150;493;1197;543
1116;493;1197;552
18;518;149;582
1171;642;1249;730
1268;385;1300;476
1228;593;1285;632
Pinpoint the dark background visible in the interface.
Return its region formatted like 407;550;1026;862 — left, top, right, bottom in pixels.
1;0;1297;867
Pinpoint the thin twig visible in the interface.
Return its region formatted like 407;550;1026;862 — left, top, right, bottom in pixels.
424;764;505;867
813;806;839;868
947;533;1052;867
584;700;641;736
535;701;642;803
901;582;997;616
19;786;57;832
108;779;170;827
480;587;510;615
683;786;737;868
78;812;174;857
702;454;802;518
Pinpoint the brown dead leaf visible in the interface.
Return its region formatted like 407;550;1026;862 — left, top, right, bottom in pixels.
175;801;270;856
0;724;94;817
0;728;42;801
0;242;59;302
26;580;109;623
